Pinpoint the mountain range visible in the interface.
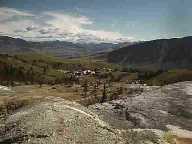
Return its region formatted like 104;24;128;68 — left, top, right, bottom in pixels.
1;35;192;70
0;36;127;58
108;36;192;70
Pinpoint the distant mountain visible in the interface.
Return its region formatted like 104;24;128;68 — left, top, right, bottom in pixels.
108;36;192;70
0;36;129;58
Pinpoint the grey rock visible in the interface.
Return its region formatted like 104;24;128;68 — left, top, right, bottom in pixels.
0;85;15;97
89;81;192;130
0;97;124;144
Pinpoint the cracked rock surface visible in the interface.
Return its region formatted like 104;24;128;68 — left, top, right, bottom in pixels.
89;81;192;130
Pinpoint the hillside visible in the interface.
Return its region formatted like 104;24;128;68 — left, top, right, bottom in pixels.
108;36;192;70
0;36;123;58
0;53;119;86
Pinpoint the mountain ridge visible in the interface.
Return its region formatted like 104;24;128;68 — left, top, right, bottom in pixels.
0;36;130;58
108;36;192;70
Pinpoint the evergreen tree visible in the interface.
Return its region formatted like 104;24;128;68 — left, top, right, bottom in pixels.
100;82;107;103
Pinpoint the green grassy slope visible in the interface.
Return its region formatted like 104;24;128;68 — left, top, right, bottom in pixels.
0;53;119;85
147;69;192;85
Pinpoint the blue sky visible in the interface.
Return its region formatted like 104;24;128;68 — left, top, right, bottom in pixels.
0;0;191;42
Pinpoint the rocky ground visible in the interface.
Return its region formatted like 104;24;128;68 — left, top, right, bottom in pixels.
0;85;14;97
0;96;167;144
0;82;191;143
89;81;192;130
0;97;124;144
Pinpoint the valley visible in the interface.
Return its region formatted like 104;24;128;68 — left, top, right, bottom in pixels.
1;1;192;143
0;37;192;144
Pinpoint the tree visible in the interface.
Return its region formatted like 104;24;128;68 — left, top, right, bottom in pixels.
82;79;88;98
43;66;47;74
100;82;107;103
91;83;98;102
38;78;43;88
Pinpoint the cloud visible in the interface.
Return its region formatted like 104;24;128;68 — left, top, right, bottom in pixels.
0;7;133;43
26;26;38;31
0;7;34;22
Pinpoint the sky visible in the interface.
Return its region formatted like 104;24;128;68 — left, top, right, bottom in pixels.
0;0;192;43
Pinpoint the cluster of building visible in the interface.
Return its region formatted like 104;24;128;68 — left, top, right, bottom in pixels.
73;70;96;76
57;69;96;77
57;67;114;78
